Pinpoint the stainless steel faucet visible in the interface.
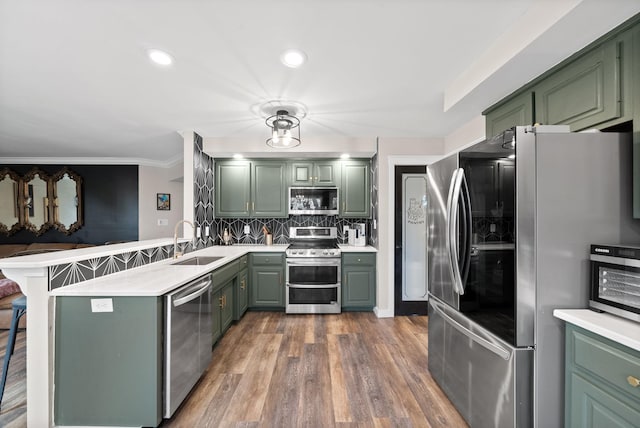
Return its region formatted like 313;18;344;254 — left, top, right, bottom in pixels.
173;219;195;259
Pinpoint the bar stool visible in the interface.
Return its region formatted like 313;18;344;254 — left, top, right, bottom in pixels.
0;295;26;405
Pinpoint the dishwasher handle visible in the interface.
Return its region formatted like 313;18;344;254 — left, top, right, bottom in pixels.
173;280;212;307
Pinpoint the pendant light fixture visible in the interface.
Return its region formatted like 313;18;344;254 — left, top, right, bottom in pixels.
266;109;301;148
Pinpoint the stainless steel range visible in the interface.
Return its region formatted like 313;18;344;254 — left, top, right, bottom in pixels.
285;226;341;314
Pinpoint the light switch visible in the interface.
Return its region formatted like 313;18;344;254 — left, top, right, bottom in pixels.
205;226;210;236
490;223;496;232
157;219;168;226
196;228;202;238
91;298;113;313
244;224;251;234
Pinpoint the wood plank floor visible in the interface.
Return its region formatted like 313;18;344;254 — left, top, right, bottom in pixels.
0;312;467;428
161;311;466;428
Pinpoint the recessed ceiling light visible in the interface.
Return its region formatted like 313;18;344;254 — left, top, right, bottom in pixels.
233;154;244;159
340;154;350;159
148;49;173;66
280;49;307;68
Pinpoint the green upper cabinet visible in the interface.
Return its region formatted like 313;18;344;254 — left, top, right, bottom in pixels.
534;37;621;131
215;161;251;217
290;160;339;186
484;91;534;138
340;160;370;218
252;161;287;217
215;160;287;218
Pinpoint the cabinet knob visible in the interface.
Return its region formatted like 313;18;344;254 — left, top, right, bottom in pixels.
219;296;224;308
628;375;640;388
357;258;361;262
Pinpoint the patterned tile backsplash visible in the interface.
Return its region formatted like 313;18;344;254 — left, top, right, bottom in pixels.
472;216;514;243
213;216;372;245
48;242;195;290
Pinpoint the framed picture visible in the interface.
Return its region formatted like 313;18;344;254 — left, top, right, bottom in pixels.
157;193;170;210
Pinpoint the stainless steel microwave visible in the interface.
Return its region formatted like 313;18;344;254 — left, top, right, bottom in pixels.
590;244;640;322
288;187;339;215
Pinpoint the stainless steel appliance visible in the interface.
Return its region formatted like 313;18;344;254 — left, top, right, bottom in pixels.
427;125;639;427
288;187;339;215
286;226;341;313
164;275;213;418
590;244;640;322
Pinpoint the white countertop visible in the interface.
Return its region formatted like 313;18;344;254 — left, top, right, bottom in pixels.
49;243;377;297
50;245;286;297
338;244;378;252
554;309;640;352
0;238;178;269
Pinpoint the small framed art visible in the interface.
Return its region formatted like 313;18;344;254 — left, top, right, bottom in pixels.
157;193;170;210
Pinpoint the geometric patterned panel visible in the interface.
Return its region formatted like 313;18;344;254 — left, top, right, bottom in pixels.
370;151;379;248
48;243;178;290
212;216;373;246
193;133;216;249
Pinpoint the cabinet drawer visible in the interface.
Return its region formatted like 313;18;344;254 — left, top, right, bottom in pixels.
211;261;238;286
342;253;376;266
238;255;248;269
570;328;640;400
251;253;284;266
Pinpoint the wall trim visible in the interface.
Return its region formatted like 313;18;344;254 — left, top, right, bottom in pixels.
374;307;394;318
0;154;183;168
386;155;442;317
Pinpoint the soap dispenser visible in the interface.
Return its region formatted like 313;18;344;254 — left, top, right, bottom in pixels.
222;228;231;245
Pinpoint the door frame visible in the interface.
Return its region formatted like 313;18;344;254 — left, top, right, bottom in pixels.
386;155;442;316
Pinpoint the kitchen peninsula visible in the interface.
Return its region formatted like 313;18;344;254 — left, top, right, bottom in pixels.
0;239;376;427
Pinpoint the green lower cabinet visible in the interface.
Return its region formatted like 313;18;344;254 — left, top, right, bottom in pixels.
54;296;163;427
341;253;376;310
235;267;249;320
564;324;640;427
249;253;284;309
213;280;234;344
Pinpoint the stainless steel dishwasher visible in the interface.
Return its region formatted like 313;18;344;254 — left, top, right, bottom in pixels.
164;274;213;418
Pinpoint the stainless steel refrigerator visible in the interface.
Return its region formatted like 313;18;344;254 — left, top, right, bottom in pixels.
426;125;639;427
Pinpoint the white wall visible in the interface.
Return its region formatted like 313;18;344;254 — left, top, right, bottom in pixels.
138;162;184;239
444;115;485;154
375;138;445;317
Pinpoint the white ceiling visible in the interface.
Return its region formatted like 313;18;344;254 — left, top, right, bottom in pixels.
1;0;639;165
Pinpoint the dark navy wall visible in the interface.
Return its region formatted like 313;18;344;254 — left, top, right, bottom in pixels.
0;164;139;245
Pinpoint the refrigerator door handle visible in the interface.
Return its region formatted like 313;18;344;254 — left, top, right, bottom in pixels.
431;298;511;360
459;170;473;292
447;168;465;295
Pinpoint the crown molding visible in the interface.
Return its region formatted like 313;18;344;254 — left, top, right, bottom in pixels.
0;154;184;168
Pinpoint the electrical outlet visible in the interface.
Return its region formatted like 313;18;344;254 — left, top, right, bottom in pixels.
490;223;496;233
91;298;113;313
205;226;210;236
157;219;168;226
244;224;251;234
196;228;202;238
373;219;377;229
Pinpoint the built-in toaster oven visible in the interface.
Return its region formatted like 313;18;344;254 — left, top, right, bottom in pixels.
590;244;640;322
288;187;339;215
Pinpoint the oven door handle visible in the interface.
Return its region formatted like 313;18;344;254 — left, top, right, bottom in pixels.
286;259;341;266
287;282;340;289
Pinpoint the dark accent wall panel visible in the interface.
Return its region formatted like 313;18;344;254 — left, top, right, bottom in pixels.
192;133;215;248
0;164;139;245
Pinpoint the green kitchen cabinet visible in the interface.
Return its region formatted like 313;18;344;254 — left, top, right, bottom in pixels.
215;160;287;218
235;267;249;320
534;37;621;131
290;160;339;186
211;260;239;342
340;160;370;218
215;161;251;217
342;253;376;310
484;91;534;138
564;324;640;427
54;296;163;427
249;253;285;309
252;161;287;217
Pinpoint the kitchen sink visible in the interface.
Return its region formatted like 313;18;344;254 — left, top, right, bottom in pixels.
170;256;224;266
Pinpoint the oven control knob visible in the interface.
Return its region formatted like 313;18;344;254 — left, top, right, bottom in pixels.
323;250;329;255
328;250;335;255
310;250;316;255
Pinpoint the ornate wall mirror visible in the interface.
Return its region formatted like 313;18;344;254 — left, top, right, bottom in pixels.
52;167;83;234
22;167;52;236
0;168;22;235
